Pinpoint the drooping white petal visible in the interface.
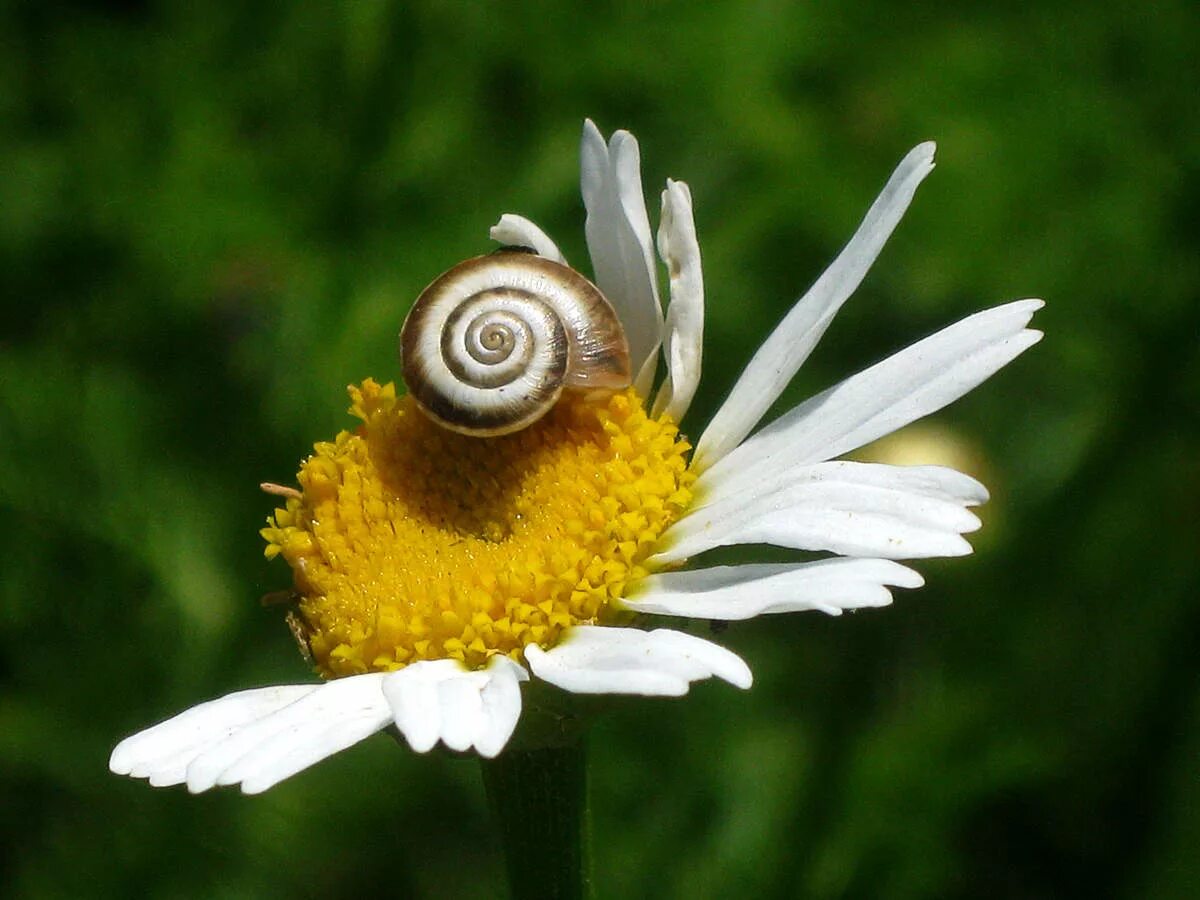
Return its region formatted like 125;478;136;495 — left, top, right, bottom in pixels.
524;626;752;695
651;179;705;422
381;655;527;759
383;663;443;753
580;119;663;390
221;705;393;796
623;557;925;619
475;656;528;758
109;685;319;787
437;676;484;753
651;461;987;565
488;214;567;264
696;300;1043;500
183;675;391;794
693;142;939;472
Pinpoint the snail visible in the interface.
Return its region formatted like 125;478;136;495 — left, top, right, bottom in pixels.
399;250;632;437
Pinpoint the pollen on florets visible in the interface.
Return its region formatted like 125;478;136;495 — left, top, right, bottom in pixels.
261;380;695;678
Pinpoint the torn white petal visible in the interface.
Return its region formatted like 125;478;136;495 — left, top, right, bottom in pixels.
525;626;752;696
625;558;924;619
109;684;320;787
694;142;938;471
488;214;567;264
184;674;390;794
699;300;1043;495
381;656;527;759
581;119;663;380
652;179;704;422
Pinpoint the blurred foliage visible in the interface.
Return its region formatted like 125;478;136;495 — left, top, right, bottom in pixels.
1;0;1197;897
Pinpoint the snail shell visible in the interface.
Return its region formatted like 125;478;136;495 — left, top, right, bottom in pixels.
399;251;632;436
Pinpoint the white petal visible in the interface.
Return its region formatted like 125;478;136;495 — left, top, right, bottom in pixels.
437;676;484;753
488;214;567;264
699;300;1043;497
109;685;319;787
475;656;528;758
623;558;924;619
581;119;663;384
381;656;527;759
701;456;988;516
525;626;752;695
382;661;448;753
694;142;938;471
652;461;987;565
651;179;705;422
184;675;390;794
227;707;392;796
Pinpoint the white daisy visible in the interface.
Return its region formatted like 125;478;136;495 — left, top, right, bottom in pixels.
110;120;1041;794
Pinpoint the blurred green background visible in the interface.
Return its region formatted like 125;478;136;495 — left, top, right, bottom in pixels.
2;1;1197;897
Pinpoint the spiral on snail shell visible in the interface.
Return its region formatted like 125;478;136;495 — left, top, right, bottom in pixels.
399;250;632;437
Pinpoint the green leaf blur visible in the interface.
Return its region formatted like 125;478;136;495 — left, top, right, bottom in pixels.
2;2;1196;897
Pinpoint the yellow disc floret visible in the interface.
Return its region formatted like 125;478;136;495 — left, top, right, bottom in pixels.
261;380;695;678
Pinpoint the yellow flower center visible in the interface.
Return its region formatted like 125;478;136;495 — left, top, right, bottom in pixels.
262;380;695;678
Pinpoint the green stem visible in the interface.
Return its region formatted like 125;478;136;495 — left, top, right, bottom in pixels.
481;738;590;900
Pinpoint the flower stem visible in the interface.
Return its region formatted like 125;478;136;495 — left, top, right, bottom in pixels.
481;738;590;899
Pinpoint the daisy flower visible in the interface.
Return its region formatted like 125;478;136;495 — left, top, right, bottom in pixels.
110;120;1041;794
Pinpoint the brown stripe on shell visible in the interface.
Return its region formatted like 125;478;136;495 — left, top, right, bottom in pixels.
413;380;563;437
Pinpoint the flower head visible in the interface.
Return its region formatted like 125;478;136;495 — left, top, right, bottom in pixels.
110;121;1041;794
